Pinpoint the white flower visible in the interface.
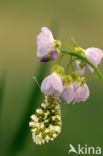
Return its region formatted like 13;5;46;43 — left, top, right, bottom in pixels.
37;27;55;57
41;72;64;96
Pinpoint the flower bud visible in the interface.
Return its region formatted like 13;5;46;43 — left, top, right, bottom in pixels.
40;56;50;62
51;50;59;60
74;47;85;54
52;65;64;77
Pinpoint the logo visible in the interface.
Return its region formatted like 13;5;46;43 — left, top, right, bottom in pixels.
68;144;102;155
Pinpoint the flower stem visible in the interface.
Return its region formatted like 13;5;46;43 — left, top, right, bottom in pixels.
61;50;103;82
65;57;77;74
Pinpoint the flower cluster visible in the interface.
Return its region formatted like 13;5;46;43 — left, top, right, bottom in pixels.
37;27;61;62
29;27;103;145
41;70;89;104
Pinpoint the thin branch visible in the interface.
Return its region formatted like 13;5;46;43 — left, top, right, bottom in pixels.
61;50;103;82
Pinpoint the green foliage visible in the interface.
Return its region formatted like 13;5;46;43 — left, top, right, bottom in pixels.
0;74;6;115
3;22;59;156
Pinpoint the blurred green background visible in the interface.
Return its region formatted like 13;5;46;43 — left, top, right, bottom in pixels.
0;0;103;156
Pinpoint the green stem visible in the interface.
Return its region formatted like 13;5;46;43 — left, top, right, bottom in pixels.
61;50;103;82
70;56;75;72
65;58;72;74
65;57;78;74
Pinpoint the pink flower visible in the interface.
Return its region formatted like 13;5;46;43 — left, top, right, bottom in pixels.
85;48;103;72
41;72;64;96
61;86;75;103
73;82;90;103
75;61;85;76
37;27;55;57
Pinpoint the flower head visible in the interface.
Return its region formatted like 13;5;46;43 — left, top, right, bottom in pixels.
61;86;75;103
85;48;103;72
61;76;75;103
41;72;64;96
37;27;56;57
29;95;61;145
30;27;103;146
72;82;90;103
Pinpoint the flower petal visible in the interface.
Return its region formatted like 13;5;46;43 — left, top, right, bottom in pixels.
75;61;85;76
85;48;103;72
37;27;55;57
61;86;75;103
73;83;89;103
41;73;64;96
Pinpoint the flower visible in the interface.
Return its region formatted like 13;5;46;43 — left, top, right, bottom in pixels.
61;86;75;103
85;48;103;72
29;95;61;145
41;72;64;96
75;61;85;76
61;76;75;103
37;27;55;57
75;48;103;73
72;82;90;103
